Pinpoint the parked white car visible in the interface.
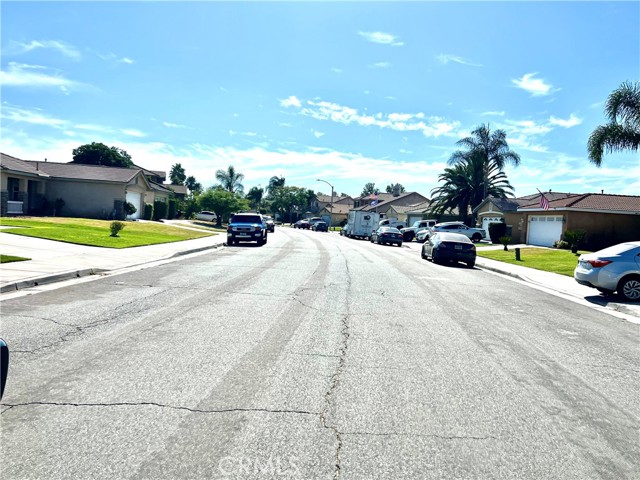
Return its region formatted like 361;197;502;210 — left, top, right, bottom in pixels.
574;241;640;301
428;222;486;243
196;211;217;222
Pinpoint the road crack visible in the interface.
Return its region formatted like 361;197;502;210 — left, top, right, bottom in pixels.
1;401;317;416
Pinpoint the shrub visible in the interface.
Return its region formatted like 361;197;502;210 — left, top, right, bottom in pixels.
153;200;168;221
168;199;177;219
110;221;125;237
53;198;65;216
499;236;511;251
143;203;154;220
124;201;137;217
488;222;507;244
563;229;587;253
553;240;570;249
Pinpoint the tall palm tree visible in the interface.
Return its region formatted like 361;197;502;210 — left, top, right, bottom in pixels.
245;186;264;211
588;81;640;166
431;154;514;224
215;165;245;194
449;124;520;201
267;176;285;196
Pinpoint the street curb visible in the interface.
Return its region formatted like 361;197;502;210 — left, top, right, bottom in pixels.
0;268;108;293
0;242;225;294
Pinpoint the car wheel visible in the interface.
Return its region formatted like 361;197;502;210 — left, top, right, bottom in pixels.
472;233;482;243
421;248;427;260
466;260;475;268
618;276;640;301
227;239;234;246
398;242;402;247
432;249;439;264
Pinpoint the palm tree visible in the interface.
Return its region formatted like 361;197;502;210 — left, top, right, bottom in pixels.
267;176;285;196
588;81;640;166
431;154;514;224
215;165;245;194
245;186;264;211
449;124;520;201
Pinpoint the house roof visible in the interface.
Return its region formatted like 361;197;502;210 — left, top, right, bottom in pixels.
353;192;428;212
1;154;141;183
319;203;351;215
519;193;640;213
474;192;578;213
165;184;189;195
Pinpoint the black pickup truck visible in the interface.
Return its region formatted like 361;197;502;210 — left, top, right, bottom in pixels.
227;213;268;246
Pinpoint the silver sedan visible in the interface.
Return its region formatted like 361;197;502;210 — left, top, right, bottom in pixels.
574;241;640;301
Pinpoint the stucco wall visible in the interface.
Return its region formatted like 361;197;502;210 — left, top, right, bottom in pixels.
46;180;125;218
566;211;640;247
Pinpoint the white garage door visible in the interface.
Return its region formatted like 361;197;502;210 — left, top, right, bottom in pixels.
482;216;503;239
528;215;563;246
125;191;141;219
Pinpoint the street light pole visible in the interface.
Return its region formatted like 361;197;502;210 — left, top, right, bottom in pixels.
316;178;334;229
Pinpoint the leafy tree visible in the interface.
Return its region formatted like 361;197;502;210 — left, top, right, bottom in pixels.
185;176;203;195
215;165;245;194
198;188;249;227
269;186;314;223
170;163;186;185
588;81;640;166
385;183;406;194
448;124;520;201
361;182;377;197
245;186;264;210
72;142;134;168
430;153;514;224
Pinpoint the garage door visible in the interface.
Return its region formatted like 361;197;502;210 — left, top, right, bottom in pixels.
527;215;563;246
125;191;141;219
482;216;503;239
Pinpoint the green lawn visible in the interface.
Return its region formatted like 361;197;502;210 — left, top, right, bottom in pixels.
0;254;31;263
0;217;214;248
477;247;589;277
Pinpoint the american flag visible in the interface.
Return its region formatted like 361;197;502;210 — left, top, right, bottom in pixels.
539;193;550;210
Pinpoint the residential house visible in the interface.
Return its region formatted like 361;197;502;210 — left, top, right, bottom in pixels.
474;191;640;248
351;191;430;225
0;153;171;219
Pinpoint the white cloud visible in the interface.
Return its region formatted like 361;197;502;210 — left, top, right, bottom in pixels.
312;130;325;138
370;62;391;68
162;122;188;129
505;119;552;136
481;111;506;117
3;40;81;60
1;105;67;128
358;31;404;46
436;54;482;67
121;129;145;138
0;62;82;91
331;67;342;74
280;95;301;108
284;97;459;138
549;113;582;128
120;57;134;65
512;73;558;97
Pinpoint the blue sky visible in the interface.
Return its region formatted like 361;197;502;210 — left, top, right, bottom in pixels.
2;1;638;198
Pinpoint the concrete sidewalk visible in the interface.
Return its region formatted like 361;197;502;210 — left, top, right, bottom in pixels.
1;231;638;320
0;231;225;293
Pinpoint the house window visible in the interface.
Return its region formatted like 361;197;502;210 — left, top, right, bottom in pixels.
7;178;20;201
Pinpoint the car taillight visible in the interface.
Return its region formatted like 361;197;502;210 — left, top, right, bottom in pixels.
588;259;612;268
255;226;261;232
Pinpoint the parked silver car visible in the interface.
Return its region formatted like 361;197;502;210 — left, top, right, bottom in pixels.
574;241;640;301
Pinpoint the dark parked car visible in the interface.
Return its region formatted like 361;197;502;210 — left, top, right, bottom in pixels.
294;219;311;229
263;215;275;232
370;227;403;247
421;232;476;268
312;221;328;232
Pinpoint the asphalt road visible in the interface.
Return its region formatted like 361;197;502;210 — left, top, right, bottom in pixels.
1;228;638;479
